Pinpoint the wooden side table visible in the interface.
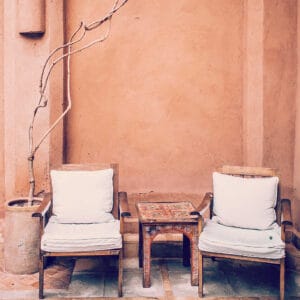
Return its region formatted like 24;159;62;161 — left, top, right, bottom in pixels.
136;201;199;288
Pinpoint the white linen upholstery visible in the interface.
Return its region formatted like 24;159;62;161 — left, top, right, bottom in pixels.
198;219;285;259
51;168;113;223
41;216;122;252
213;172;279;230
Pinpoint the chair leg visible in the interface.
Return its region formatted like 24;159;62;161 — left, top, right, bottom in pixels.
118;250;123;297
39;255;44;299
198;252;203;298
280;258;285;300
183;234;190;267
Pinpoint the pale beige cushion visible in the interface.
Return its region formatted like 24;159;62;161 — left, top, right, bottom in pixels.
51;168;113;223
41;216;122;252
213;172;279;230
198;219;285;259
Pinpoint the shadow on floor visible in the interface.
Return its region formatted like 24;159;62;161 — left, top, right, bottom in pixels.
1;256;300;299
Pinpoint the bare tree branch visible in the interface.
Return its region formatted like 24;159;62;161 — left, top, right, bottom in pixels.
28;0;129;204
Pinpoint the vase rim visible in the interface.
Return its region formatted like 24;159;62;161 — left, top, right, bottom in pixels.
5;197;42;211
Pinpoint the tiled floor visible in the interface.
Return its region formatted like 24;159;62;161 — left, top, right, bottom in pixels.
1;255;300;299
1;216;300;299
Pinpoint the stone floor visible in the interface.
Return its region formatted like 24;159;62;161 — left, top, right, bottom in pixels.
1;212;300;300
0;255;300;299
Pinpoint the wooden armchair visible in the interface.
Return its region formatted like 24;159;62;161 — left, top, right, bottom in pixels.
197;166;292;300
32;163;131;299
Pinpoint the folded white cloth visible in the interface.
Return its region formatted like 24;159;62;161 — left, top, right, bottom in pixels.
41;216;122;252
198;219;285;259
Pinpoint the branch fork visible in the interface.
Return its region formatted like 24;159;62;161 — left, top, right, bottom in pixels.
27;0;129;205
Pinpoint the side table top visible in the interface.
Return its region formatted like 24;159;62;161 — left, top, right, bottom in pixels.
136;201;199;223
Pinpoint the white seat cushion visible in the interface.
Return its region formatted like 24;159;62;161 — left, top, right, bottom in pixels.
41;216;122;252
198;219;285;259
213;172;279;230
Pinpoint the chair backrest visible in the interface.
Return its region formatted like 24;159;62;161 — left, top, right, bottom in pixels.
51;163;119;219
215;165;281;225
218;165;277;178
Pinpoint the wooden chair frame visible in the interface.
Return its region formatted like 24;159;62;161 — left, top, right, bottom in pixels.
197;166;293;300
32;163;131;299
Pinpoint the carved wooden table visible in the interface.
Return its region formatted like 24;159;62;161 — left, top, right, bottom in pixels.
136;201;199;288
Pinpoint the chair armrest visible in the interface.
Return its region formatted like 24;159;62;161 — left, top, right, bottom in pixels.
119;191;131;235
119;191;131;217
285;226;300;239
281;198;293;226
195;193;213;233
195;192;213;216
32;193;52;218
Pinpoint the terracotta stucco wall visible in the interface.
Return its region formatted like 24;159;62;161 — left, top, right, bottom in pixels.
0;0;4;216
294;1;300;230
242;0;297;222
2;0;64;202
0;0;299;229
263;0;296;198
243;0;264;166
65;0;244;194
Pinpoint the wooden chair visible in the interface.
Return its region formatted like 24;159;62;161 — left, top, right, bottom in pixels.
33;163;131;299
197;166;292;300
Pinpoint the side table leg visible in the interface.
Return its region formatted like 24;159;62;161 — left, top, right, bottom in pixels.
143;226;152;288
190;230;199;286
139;222;143;268
183;234;190;267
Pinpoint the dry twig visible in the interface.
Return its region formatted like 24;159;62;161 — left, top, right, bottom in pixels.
28;0;128;204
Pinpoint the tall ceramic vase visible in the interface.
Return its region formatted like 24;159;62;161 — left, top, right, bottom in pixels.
4;198;41;274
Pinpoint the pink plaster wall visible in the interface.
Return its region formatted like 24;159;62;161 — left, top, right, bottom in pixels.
263;0;297;198
0;0;4;216
2;0;65;203
3;1;49;199
65;0;244;194
243;0;264;166
293;1;300;230
0;0;299;228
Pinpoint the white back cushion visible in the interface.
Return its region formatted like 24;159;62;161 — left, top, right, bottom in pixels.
51;168;114;223
213;172;279;230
